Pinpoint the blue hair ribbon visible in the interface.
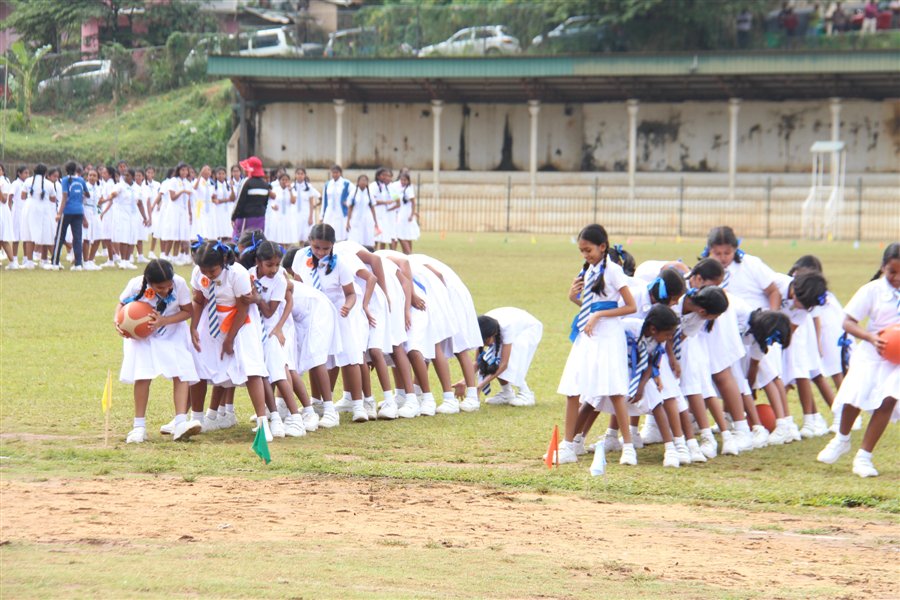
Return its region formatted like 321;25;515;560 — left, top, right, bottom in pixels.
240;233;262;257
213;240;229;254
649;276;668;301
764;330;783;348
735;238;746;260
190;235;205;251
817;292;828;306
700;246;710;258
837;332;853;372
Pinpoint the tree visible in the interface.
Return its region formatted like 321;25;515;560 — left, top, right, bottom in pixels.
0;41;52;129
0;0;101;53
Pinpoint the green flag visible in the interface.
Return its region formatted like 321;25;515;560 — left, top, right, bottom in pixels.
251;423;271;464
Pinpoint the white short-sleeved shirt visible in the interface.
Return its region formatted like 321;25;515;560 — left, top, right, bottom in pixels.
773;273;811;327
84;182;100;211
291;248;356;306
294;181;319;218
724;254;778;311
195;177;213;213
485;307;540;344
23;175;57;203
213;180;232;203
102;178;117;203
0;176;10;200
390;181;415;202
627;283;655;319
622;317;663;357
191;262;252;307
168;178;192;210
113;181;141;214
582;259;628;305
120;274;192;317
9;178;26;205
676;295;706;338
146;179;161;204
273;182;294;214
249;266;288;331
844;277;900;334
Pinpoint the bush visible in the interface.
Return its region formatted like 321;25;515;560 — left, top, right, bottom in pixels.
162;100;230;167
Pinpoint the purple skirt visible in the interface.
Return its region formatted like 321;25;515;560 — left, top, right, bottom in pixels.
232;216;265;242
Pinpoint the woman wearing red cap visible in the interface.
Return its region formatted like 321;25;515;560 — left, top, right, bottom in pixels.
231;156;273;241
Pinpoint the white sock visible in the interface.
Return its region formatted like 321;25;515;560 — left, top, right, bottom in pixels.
687;438;701;450
302;406;314;415
734;419;750;433
664;441;675;451
343;391;351;402
413;384;423;395
174;413;187;425
466;386;477;399
191;411;204;421
573;433;584;443
622;442;635;451
405;392;418;404
700;427;713;439
269;412;282;422
323;400;335;411
606;427;618;438
422;392;434;403
501;383;512;393
519;382;531;394
217;406;226;417
364;395;374;404
837;432;851;442
383;390;395;404
133;417;146;428
352;399;363;410
442;391;454;401
206;409;218;421
856;449;872;459
225;404;235;414
630;425;640;437
673;435;686;446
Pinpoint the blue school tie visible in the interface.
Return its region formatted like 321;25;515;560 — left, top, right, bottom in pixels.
207;281;221;338
894;287;900;314
479;345;499;395
412;276;427;293
626;332;648;399
572;267;600;336
673;325;683;361
254;279;268;344
837;332;853;373
722;270;731;289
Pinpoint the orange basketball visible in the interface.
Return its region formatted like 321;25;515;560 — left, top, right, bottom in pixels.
879;323;900;365
755;403;777;433
115;302;155;339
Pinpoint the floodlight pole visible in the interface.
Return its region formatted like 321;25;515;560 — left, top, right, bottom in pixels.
333;99;345;166
626;99;639;202
431;99;443;203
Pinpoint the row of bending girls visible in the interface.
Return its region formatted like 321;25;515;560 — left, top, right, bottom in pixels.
116;223;544;445
551;224;898;479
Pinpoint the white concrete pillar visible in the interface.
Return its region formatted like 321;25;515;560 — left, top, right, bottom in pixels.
431;99;443;201
528;99;541;199
627;99;639;201
829;97;841;188
333;99;345;166
728;98;741;201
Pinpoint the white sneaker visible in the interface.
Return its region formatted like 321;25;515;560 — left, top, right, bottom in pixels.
219;412;237;429
674;440;692;465
544;441;578;465
436;397;460;414
397;396;419;419
126;426;148;444
302;411;320;432
459;397;480;412
22;260;36;270
639;419;664;445
4;261;18;270
572;435;587;456
686;439;707;463
663;446;680;468
419;395;436;416
852;453;878;478
100;259;117;269
485;387;515;405
767;423;791;445
147;251;158;259
800;418;817;439
319;409;340;428
364;398;377;420
173;419;203;441
201;417;221;433
700;434;718;459
377;399;399;419
630;431;644;450
159;418;176;435
41;261;55;271
751;425;770;449
256;416;274;442
812;413;830;437
269;413;286;437
509;390;535;407
817;436;851;464
70;265;83;271
334;396;354;413
735;429;754;452
351;402;369;423
84;261;101;271
721;431;740;456
312;399;325;417
136;254;150;264
789;420;802;442
283;414;306;437
603;433;623;453
66;252;74;263
118;260;137;270
274;397;290;421
619;444;638;466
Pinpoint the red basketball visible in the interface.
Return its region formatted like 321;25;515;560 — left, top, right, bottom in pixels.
755;403;777;433
879;323;900;365
115;302;155;339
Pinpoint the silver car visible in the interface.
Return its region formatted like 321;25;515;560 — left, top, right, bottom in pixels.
418;26;521;57
37;60;113;94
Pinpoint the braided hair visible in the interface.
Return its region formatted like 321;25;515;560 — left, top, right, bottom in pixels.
193;239;235;269
748;309;792;353
308;223;337;275
648;268;687;304
30;163;47;200
476;315;503;378
578;224;610;296
873;243;900;281
237;229;266;269
640;304;679;338
133;259;176;312
684;285;729;332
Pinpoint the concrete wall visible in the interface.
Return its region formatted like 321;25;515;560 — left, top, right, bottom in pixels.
254;98;900;173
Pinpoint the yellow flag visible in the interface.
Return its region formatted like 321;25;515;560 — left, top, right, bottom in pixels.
101;369;112;413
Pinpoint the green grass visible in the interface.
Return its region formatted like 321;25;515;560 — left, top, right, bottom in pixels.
1;233;897;515
0;80;232;166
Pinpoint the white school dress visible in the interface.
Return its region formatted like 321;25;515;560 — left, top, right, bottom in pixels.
190;263;268;386
118;275;199;384
290;247;366;368
377;253;409;348
267;183;295;246
774;273;822;385
110;181;143;245
617;317;681;416
145;179;161;238
290;279;342;373
484;307;543;388
832;277;900;421
558;260;630;403
0;176;13;243
735;301;782;391
335;241;392;354
160;178;192;242
322;177;350;242
99;178;118;242
376;249;444;358
393;182;419;241
249;266;291;384
9;178;27;242
813;291;846;378
22;175;58;245
192;177;217;239
370;181;394;244
294;181;319;243
81;182;101;243
722;253;779;311
212;180;234;239
700;289;747;377
412;254;483;354
676;299;718;399
346;187;377;248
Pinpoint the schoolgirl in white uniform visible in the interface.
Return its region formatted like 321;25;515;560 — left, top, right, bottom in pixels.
266;173;296;246
321;165;350;242
144;167;161;258
293;168;319;245
345;174;379;249
211;167;235;241
160;163;192;263
6;166;29;268
291;224;368;424
393;172;419;253
105;169;148;269
818;243;900;478
132;169;150;263
190;240;273;441
22;164;59;269
117;259;202;443
80;169;103;270
556;224;636;465
0;165;14;267
97;167;119;266
192;166;216;240
370;168;395;249
475;307;543;407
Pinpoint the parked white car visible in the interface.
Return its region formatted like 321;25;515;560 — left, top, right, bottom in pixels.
418;26;521;57
37;60;113;94
185;27;308;68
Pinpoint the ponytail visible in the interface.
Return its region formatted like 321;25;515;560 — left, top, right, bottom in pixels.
640;304;679;338
873;242;900;281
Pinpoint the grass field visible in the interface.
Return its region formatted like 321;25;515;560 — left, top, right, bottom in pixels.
1;233;898;599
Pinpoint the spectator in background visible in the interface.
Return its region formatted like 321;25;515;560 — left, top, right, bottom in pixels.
779;4;799;47
736;8;753;48
861;0;879;33
808;4;823;36
830;2;849;34
892;0;900;29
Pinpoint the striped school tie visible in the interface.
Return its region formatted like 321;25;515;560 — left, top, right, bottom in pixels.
310;262;323;290
627;335;648;399
722;270;731;289
207;281;221;338
254;279;268;344
574;268;601;336
673;325;683;361
894;288;900;314
480;346;496;395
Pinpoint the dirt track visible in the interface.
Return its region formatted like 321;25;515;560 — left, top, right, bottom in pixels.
1;476;897;598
